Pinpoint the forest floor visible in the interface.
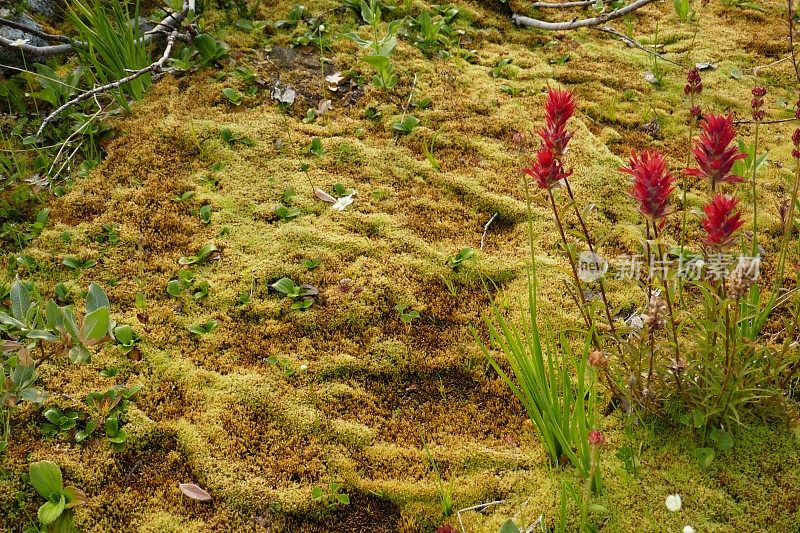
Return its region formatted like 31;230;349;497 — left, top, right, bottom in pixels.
1;0;800;531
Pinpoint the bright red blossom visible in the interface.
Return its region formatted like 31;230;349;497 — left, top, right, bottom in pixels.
523;145;572;189
702;194;744;248
543;88;576;130
685;114;747;190
620;150;675;228
538;88;576;156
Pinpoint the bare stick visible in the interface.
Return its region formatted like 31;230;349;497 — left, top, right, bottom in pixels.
532;0;612;8
36;31;179;137
593;25;687;68
0;0;194;57
457;500;505;533
480;212;498;250
790;0;800;83
512;0;659;30
0;18;73;43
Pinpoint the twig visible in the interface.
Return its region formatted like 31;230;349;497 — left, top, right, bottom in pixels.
36;30;180;137
532;0;612;7
593;25;687;68
512;0;659;30
457;500;505;533
480;212;498;250
0;0;194;57
734;117;795;125
790;0;800;83
0;17;73;43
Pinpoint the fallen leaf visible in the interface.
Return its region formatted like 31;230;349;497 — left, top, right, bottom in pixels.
643;71;658;85
314;187;336;203
179;483;212;502
695;62;716;71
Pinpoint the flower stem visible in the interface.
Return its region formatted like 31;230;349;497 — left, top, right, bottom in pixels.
548;188;598;347
564;179;617;337
751;122;760;256
775;154;800;288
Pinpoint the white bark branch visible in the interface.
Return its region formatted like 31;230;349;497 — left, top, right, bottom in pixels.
513;0;661;30
36;30;180;137
0;0;194;57
531;0;613;8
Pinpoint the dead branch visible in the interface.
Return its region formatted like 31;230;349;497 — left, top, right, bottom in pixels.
0;0;194;57
532;0;613;8
36;30;179;137
512;0;660;30
593;25;687;67
0;17;73;43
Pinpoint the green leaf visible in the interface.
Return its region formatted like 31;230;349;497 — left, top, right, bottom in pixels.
69;344;92;364
82;307;110;346
10;279;32;321
499;519;520;533
693;447;715;468
38;496;65;526
29;461;63;500
271;277;299;296
311;487;325;500
85;283;109;313
166;280;184;297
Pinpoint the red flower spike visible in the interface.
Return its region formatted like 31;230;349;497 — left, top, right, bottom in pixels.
544;88;576;131
751;86;766;122
537;122;573;157
588;430;605;446
523;145;572;190
702;194;745;248
620;150;675;228
684;68;702;95
685;114;747;189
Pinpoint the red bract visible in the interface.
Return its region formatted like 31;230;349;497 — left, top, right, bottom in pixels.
538;88;576;156
685;114;747;190
537;122;573;157
702;194;744;248
523;145;572;189
621;150;675;228
544;88;576;130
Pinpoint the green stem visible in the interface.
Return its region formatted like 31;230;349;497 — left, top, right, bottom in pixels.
776;155;800;289
751;122;760;256
680;94;695;261
548;188;598;347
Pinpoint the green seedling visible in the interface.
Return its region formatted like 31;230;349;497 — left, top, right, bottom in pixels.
28;461;87;528
270;278;319;310
171;190;196;203
391;116;420;136
447;247;475;270
178;244;219;266
311;482;350;510
199;204;212;224
62;255;97;271
42;407;80;434
188;319;219;336
276;205;301;221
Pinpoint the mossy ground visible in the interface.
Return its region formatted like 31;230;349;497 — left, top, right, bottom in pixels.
1;0;799;531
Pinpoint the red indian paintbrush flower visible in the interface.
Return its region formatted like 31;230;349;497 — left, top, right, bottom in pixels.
685;114;747;190
538;88;576;156
543;88;576;130
523;145;572;189
620;150;675;228
702;194;744;248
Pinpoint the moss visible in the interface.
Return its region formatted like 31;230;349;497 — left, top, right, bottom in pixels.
2;0;800;531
